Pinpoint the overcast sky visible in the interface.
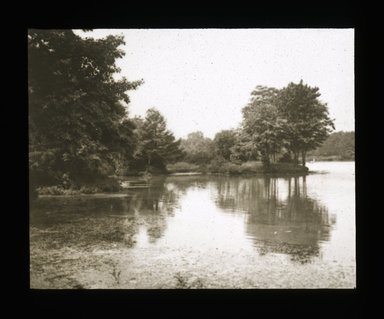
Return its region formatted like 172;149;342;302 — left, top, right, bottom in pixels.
76;29;354;139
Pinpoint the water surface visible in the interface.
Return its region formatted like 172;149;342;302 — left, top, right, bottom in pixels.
30;161;355;288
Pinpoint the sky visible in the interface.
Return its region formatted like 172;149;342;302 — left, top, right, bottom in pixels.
76;29;354;139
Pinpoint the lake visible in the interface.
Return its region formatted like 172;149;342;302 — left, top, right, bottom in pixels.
30;161;355;288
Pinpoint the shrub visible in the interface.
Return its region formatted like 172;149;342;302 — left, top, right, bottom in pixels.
36;177;122;195
166;162;200;173
207;158;226;173
79;186;98;194
240;161;263;172
221;162;243;175
205;160;307;175
206;160;244;174
96;179;121;192
36;186;77;195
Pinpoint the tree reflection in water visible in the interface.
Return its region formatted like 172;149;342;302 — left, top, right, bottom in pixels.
30;177;181;247
31;175;336;262
215;175;335;263
124;177;181;243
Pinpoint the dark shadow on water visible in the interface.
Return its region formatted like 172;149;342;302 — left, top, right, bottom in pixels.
214;175;335;263
30;177;181;247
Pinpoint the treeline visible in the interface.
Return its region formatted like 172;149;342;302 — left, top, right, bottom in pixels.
308;131;355;160
29;30;335;195
175;83;335;172
28;30;183;195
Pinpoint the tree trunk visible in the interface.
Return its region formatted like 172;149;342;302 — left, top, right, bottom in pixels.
301;151;306;167
293;152;298;165
147;154;151;169
294;176;299;196
262;153;270;166
288;177;291;199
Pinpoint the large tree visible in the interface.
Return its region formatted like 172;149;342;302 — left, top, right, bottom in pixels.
277;80;335;166
242;86;285;165
213;129;237;161
229;130;259;162
28;30;142;186
180;131;214;164
133;108;183;171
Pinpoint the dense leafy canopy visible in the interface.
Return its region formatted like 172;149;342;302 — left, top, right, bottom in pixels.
29;29;142;186
180;131;214;164
242;86;285;165
241;81;335;166
229;130;259;162
276;80;335;165
213;130;238;161
132;108;183;172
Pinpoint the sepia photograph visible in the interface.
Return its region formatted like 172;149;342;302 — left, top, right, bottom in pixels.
29;28;355;289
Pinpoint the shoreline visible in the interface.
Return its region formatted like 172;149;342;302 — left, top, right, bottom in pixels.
35;169;309;197
34;161;354;197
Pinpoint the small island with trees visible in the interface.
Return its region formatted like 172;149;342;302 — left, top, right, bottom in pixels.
29;30;354;198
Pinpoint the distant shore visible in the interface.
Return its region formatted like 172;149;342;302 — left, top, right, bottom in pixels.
307;156;354;162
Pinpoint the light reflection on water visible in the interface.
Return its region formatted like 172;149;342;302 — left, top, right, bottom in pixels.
143;174;336;264
30;161;355;285
150;185;252;252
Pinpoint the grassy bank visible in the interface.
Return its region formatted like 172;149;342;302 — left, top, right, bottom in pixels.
36;177;122;196
167;161;308;175
166;162;201;173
